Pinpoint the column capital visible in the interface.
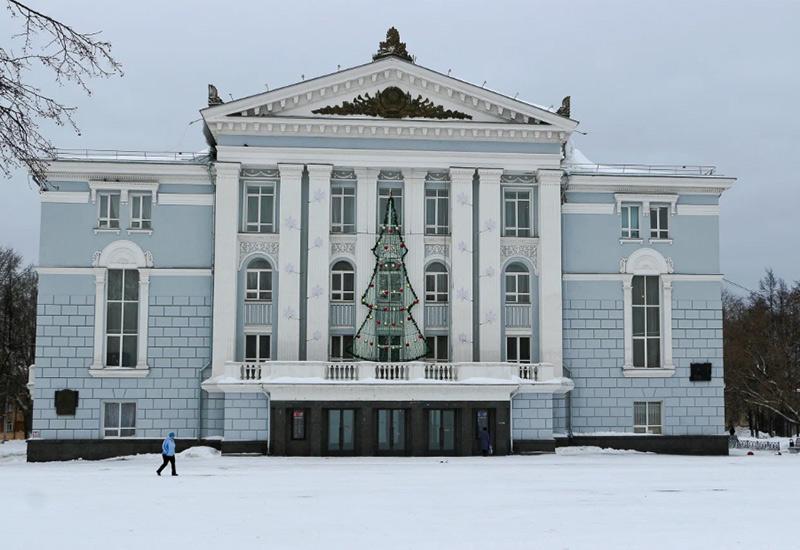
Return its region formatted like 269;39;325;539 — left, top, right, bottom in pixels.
278;163;304;180
536;168;563;186
306;164;333;179
353;167;380;182
402;168;427;184
213;161;241;179
449;167;475;185
477;168;503;184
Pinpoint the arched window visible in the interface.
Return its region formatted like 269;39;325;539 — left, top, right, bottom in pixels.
331;260;355;302
425;262;449;303
504;263;530;304
245;258;272;301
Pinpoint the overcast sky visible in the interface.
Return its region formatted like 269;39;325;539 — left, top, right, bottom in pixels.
1;0;797;290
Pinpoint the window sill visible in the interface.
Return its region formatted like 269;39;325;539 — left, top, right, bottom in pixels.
94;228;121;235
88;367;150;378
127;228;153;235
619;238;643;244
649;238;673;245
622;366;675;378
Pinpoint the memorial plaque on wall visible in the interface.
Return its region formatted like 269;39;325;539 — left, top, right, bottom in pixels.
689;363;712;382
54;389;79;416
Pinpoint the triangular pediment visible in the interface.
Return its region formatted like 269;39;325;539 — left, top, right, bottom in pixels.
202;57;577;130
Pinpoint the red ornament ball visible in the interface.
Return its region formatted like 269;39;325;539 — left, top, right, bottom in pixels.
418;335;424;340
383;307;389;312
400;243;406;249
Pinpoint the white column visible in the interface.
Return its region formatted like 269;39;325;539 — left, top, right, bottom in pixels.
136;269;150;369
536;169;564;375
662;279;674;369
211;162;241;376
91;268;106;370
477;168;503;361
277;163;305;361
306;164;333;361
354;168;379;331
622;274;633;369
404;170;426;332
449;167;475;362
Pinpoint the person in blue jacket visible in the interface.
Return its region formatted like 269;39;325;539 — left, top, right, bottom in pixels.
479;427;492;457
156;432;178;476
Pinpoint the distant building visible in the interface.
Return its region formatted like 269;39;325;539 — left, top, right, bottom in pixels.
2;401;26;441
27;29;734;460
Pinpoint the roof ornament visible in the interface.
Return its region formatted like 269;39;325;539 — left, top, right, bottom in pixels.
556;95;571;118
312;86;472;120
372;27;414;63
208;84;224;106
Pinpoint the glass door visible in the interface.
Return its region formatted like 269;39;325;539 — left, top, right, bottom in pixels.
377;409;406;453
428;409;456;453
327;409;355;453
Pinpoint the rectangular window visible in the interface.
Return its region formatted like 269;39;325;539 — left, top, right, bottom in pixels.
378;184;402;229
291;409;306;440
245;263;272;302
425;184;449;235
633;401;662;434
330;334;354;361
506;336;531;363
503;189;532;237
327;409;355;452
129;193;152;230
377;409;406;452
649;206;669;239
97;192;120;229
331;183;356;233
103;402;136;438
106;269;138;368
244;183;276;233
331;267;355;302
632;275;661;368
621;204;640;239
377;335;402;362
245;334;271;362
428;409;456;452
425;335;449;362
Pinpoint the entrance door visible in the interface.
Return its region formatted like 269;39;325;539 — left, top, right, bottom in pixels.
473;408;495;455
377;409;406;454
327;409;356;454
427;409;456;453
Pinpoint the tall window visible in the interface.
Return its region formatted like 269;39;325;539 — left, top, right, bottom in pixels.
129;193;152;230
244;183;276;233
97;192;120;229
621;204;640;239
106;269;138;367
245;334;271;362
378;184;402;229
506;336;531;363
425;184;449;235
425;262;448;302
633;401;662;434
650;206;669;239
245;258;272;301
377;335;402;362
103;402;136;438
503;189;531;237
425;335;449;362
331;183;356;233
328;409;355;452
330;334;354;361
428;409;456;452
504;263;530;304
632;275;660;368
331;261;355;302
377;409;406;452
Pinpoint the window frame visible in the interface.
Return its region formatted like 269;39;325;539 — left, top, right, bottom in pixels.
105;269;139;368
649;205;670;240
102;401;136;438
504;263;531;304
330;334;354;361
620;204;641;239
424;183;450;235
129;192;153;230
377;182;403;229
244;332;271;362
633;401;663;434
245;259;273;302
632;275;661;368
502;188;532;237
330;182;356;234
424;262;449;303
425;334;449;362
97;191;121;229
330;261;355;303
506;335;531;363
243;181;277;233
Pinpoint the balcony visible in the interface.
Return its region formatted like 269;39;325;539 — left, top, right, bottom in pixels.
424;303;449;329
244;302;273;326
330;303;355;328
204;360;573;401
504;304;532;328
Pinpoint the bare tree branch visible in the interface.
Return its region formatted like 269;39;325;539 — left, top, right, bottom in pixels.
1;1;123;187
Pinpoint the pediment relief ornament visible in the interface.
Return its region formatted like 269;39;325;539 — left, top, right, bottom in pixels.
311;86;473;120
330;239;356;256
239;240;279;266
424;243;450;258
501;242;538;275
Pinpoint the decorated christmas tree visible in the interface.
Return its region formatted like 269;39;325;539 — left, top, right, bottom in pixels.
349;195;428;361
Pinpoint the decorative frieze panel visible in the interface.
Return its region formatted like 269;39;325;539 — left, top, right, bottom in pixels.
424;243;450;258
241;168;280;179
426;172;450;182
500;173;536;184
331;169;357;180
378;170;403;181
330;237;356;257
500;240;538;275
239;238;280;266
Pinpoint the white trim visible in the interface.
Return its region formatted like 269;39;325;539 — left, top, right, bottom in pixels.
563;272;724;282
662;274;724;282
648;238;673;245
563;273;624;282
94;240;152;269
158;193;214;206
45;161;209;183
621;247;672;275
88;181;159;205
126;229;153;235
614;193;678;215
562;203;614;215
623;368;676;378
619;238;643;245
40;191;89;203
149;268;213;277
89;368;150;378
568;174;735;195
676;204;720;216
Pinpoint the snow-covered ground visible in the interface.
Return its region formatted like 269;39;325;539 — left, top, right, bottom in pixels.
1;442;798;550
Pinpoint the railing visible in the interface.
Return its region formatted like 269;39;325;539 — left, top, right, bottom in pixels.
224;360;557;385
330;303;355;328
424;303;449;329
53;148;210;163
244;302;273;326
504;304;532;328
564;163;717;176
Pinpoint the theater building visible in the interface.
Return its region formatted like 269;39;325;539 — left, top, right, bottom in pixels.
27;29;734;460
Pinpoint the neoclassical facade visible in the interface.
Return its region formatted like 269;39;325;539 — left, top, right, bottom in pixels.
27;30;735;460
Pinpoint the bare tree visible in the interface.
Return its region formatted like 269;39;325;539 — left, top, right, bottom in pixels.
1;1;122;187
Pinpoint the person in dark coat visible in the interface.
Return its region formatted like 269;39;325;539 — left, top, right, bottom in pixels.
479;427;492;457
156;432;178;476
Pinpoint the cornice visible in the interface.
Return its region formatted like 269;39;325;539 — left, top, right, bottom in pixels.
567;174;735;194
45;160;210;183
